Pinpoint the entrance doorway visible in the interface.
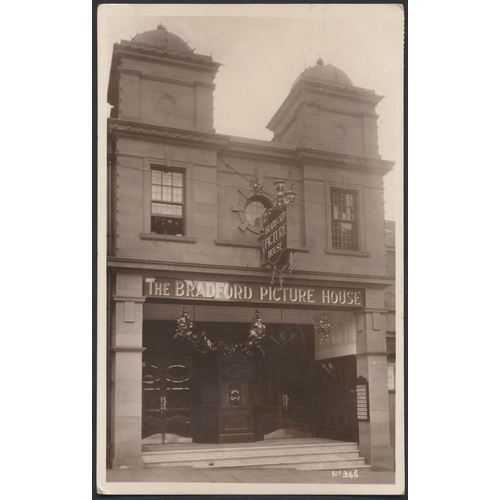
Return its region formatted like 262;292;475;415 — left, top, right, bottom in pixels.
314;355;359;442
143;320;349;444
258;328;314;438
142;357;192;442
142;321;194;443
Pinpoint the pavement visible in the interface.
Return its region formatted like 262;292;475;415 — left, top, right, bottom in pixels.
107;466;396;484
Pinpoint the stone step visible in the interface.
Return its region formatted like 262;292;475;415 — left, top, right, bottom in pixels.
143;442;359;464
267;458;369;470
145;450;363;468
142;439;370;471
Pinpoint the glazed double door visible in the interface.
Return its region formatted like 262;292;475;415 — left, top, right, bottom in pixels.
142;357;192;441
142;354;359;443
192;355;256;443
258;358;312;437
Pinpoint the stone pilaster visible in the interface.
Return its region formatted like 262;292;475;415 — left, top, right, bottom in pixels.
109;273;145;469
355;301;394;471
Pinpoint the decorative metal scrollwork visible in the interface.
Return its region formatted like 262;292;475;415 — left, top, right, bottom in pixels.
243;310;267;356
272;329;296;350
191;330;217;354
174;307;193;339
249;176;263;195
218;338;240;356
254;208;270;228
271;253;293;290
174;309;216;354
173;308;270;357
315;314;332;349
322;362;335;378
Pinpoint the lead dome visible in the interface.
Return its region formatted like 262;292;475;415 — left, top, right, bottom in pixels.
292;58;353;88
131;24;193;53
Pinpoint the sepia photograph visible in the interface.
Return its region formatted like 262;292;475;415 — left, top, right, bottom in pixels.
96;4;405;495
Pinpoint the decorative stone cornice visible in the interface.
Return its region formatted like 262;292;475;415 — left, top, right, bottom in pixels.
115;40;220;69
295;148;394;174
113;295;146;303
117;66;215;90
222;136;297;164
108;118;230;149
296;78;384;103
116;68;217;90
302;100;379;119
214;239;310;252
267;79;383;131
116;67;142;77
107;256;394;288
221;146;297;165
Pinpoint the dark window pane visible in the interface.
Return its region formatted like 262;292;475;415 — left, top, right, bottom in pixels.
331;188;357;249
151;168;184;235
151;216;184;235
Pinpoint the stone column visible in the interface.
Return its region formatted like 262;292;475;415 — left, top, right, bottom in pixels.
355;291;394;470
109;273;145;469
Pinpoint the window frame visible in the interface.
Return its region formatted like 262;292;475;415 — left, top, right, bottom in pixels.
140;160;196;243
150;167;185;236
325;184;369;256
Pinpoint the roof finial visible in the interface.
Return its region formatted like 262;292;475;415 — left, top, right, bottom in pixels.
317;55;324;65
157;23;166;30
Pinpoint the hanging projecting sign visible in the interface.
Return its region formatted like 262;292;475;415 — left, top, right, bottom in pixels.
143;277;365;307
260;204;288;266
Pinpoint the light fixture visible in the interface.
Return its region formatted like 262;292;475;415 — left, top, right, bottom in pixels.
273;179;296;206
284;184;297;204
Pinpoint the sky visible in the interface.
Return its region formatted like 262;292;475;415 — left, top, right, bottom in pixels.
98;4;404;221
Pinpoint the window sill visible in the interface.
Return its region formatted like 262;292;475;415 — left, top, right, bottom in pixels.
325;248;370;257
140;233;197;243
214;240;310;252
214;239;260;249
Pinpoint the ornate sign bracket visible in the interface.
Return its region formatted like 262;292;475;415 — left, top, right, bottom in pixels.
255;179;297;290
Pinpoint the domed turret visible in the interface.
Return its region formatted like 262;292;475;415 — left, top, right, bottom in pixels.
131;24;193;53
292;60;353;89
268;56;382;157
108;24;220;132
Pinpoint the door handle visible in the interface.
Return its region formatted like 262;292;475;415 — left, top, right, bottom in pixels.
282;393;289;409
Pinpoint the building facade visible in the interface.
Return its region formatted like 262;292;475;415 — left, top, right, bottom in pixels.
106;25;396;471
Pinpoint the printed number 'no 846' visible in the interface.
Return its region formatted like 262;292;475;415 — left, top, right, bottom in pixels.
332;470;358;478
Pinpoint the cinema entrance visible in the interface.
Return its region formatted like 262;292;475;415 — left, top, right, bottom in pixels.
141;314;360;445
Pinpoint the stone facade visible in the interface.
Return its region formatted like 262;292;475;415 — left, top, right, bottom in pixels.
106;25;396;471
